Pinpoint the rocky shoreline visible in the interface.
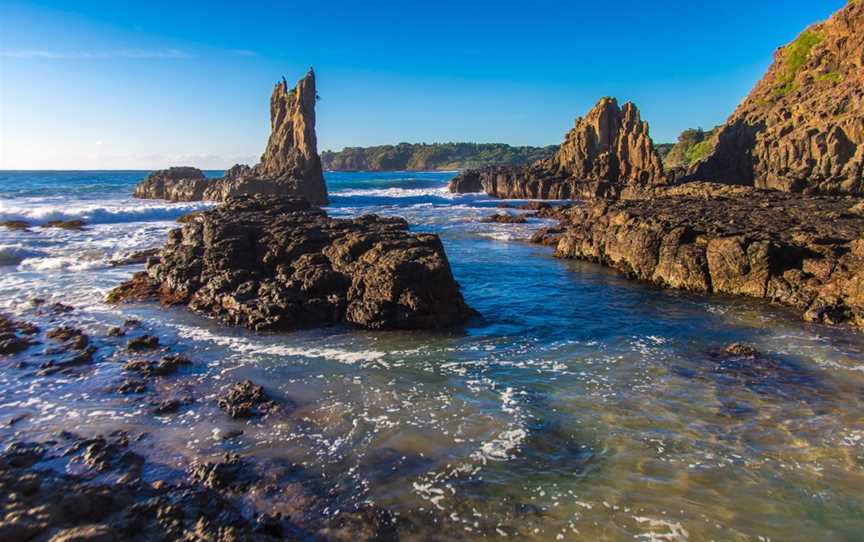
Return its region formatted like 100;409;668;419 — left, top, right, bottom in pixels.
0;306;401;542
108;195;473;332
530;188;864;330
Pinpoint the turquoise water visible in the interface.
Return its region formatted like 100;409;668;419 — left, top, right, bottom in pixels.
1;171;864;540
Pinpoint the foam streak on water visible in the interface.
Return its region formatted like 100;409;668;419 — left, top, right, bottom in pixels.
1;170;864;541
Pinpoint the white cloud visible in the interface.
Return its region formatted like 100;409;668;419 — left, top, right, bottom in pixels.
0;49;194;59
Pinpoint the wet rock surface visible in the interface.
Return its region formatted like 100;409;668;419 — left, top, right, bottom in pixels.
0;434;397;542
1;220;32;231
133;69;328;205
0;307;401;541
217;380;279;419
541;190;864;329
108;195;473;331
449;98;667;199
479;213;527;224
43;220;87;230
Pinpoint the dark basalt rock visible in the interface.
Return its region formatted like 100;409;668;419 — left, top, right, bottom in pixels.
722;343;761;358
108;195;473;331
46;326;89;351
108;248;160;267
188;454;249;490
217;380;277;419
479;213;527;224
122;354;190;378
134;69;328;205
1;220;31;231
543;189;864;330
44;219;87;230
0;314;39;356
127;335;159;352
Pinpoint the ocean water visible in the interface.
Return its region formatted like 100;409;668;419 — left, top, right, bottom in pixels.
1;170;864;541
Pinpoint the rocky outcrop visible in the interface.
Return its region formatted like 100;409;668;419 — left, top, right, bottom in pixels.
109;195;473;331
134;69;328;205
540;188;864;329
688;1;864;195
449;98;666;199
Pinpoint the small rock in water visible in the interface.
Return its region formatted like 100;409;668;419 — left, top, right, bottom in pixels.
115;379;147;394
127;335;159;351
480;213;527;224
122;354;190;377
188;453;247;490
108;248;160;267
43;219;87;230
217;379;277;419
723;343;761;357
1;220;32;231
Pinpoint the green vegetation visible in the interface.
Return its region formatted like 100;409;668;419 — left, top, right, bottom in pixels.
654;143;674;162
662;127;717;168
685;139;714;164
776;30;824;95
320;142;558;171
817;71;843;83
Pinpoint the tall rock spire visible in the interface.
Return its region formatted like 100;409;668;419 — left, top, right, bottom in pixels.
550;97;665;186
134;69;328;205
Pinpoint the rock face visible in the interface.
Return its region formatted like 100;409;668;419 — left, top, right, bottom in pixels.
688;1;864;195
541;189;864;329
449;98;666;199
134;69;328;205
109;195;472;331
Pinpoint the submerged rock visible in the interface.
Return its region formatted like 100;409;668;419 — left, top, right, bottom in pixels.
0;314;39;356
127;335;159;352
450;97;667;199
134;69;328;205
1;220;31;231
543;190;864;330
108;195;473;331
722;343;761;358
44;219;87;230
122;354;190;378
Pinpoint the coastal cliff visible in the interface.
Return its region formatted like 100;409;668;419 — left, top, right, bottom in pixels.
688;0;864;194
109;195;473;331
134;69;328;205
534;189;864;329
452;2;863;200
449;98;666;199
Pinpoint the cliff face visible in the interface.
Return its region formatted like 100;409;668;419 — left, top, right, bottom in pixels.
134;69;328;205
689;0;864;194
449;98;666;198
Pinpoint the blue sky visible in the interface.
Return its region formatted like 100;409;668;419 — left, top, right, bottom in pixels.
0;0;848;169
